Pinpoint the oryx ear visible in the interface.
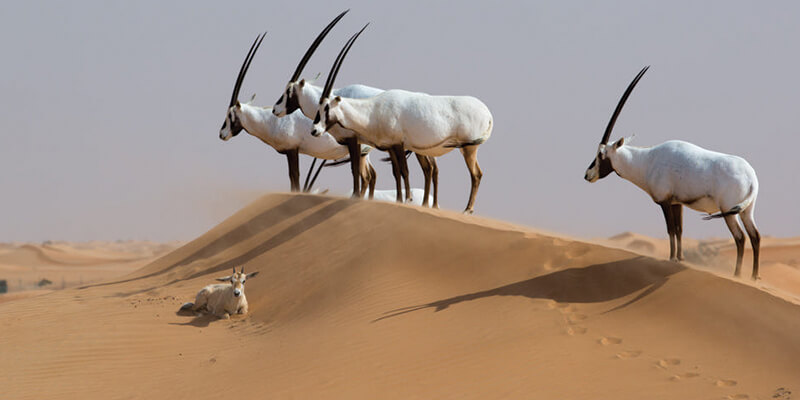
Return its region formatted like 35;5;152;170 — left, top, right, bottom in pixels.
246;271;260;279
299;79;306;87
216;275;232;282
332;95;342;105
615;137;625;148
234;100;241;109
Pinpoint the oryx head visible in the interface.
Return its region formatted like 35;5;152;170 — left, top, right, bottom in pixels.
311;23;369;137
585;66;649;182
273;10;349;117
220;32;266;141
216;267;259;298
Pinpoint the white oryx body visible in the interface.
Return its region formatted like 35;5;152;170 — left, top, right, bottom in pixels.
319;90;493;157
585;66;761;279
312;25;493;213
589;140;758;216
180;268;259;319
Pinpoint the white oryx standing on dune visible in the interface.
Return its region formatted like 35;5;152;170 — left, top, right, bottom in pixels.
584;66;761;279
272;11;439;206
311;26;493;213
219;32;376;193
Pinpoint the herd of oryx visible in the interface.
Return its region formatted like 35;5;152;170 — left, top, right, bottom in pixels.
216;10;762;292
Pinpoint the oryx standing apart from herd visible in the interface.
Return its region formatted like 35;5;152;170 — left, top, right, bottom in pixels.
219;32;376;193
584;66;761;279
310;26;493;213
272;11;438;205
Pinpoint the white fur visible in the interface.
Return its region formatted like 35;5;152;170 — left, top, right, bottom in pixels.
587;139;758;215
180;270;257;319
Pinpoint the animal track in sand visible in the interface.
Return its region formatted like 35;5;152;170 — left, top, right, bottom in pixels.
668;372;699;381
656;358;681;368
567;314;588;323
772;387;792;399
546;300;571;310
725;394;749;400
598;337;622;345
615;350;642;359
716;379;738;387
567;326;587;335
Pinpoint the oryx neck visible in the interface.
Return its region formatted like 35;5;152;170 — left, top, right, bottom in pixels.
608;145;651;192
238;103;278;138
335;97;373;136
298;82;324;120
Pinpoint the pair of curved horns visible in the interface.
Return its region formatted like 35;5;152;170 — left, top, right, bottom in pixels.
231;266;245;274
230;32;267;107
321;23;369;101
600;66;649;145
289;10;350;83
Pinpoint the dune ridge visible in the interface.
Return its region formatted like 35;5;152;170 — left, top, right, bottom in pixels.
0;193;798;399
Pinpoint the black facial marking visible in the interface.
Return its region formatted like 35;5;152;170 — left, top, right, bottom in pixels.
313;112;321;124
597;156;614;178
285;86;300;114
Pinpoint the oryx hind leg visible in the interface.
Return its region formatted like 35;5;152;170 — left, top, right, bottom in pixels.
723;214;746;277
360;153;376;200
431;156;439;209
460;145;483;214
395;146;412;203
659;202;678;261
740;204;761;280
387;148;403;203
671;204;684;261
286;149;300;192
415;153;432;207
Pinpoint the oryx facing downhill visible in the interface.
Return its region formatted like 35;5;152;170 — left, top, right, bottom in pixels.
311;26;493;213
585;66;761;279
219;32;376;194
272;11;439;206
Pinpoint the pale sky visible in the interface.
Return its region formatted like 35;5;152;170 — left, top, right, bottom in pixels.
1;1;798;242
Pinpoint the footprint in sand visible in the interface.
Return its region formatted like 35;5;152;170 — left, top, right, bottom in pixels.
668;372;699;382
546;300;571;310
615;350;642;359
598;337;622;346
772;387;792;400
567;326;587;336
567;314;588;323
656;358;681;368
716;379;738;387
725;395;749;400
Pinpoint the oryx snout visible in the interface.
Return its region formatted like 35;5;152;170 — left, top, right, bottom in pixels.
233;288;241;297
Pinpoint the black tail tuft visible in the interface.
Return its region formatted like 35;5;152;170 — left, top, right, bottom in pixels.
702;205;742;220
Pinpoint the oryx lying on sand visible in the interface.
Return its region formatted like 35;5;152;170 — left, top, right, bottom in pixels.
180;267;259;319
311;25;493;213
219;32;376;193
273;11;439;205
585;66;761;279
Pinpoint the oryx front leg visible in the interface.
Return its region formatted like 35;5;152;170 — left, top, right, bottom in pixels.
659;202;678;261
286;149;301;192
388;148;403;203
672;204;684;261
346;138;362;198
461;145;483;214
430;156;439;209
393;145;412;203
723;214;746;277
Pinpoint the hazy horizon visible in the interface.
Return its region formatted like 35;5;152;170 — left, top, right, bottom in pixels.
1;1;798;242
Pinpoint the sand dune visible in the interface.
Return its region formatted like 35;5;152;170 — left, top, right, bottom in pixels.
0;241;179;293
1;193;798;399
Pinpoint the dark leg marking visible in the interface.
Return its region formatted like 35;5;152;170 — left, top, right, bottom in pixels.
286;149;300;192
461;145;482;214
671;204;684;261
659;202;677;261
415;153;432;207
723;215;746;277
346;138;362;198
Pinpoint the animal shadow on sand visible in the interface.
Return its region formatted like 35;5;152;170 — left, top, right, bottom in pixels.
171;309;220;328
374;257;684;322
98;197;354;298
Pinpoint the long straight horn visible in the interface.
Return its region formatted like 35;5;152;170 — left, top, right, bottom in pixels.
321;23;369;101
230;32;267;107
289;10;349;83
600;66;649;144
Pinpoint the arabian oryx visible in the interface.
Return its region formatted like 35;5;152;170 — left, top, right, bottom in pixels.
584;66;761;279
272;11;439;206
311;25;493;213
179;267;259;319
219;32;376;194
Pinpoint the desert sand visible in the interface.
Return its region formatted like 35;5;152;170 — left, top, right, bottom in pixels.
0;193;798;399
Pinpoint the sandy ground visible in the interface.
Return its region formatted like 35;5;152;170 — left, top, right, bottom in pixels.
0;193;798;399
